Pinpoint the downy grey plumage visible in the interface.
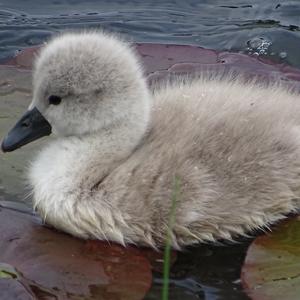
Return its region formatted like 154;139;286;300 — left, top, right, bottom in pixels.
24;32;300;249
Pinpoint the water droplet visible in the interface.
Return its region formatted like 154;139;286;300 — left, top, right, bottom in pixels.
246;37;272;56
279;51;287;59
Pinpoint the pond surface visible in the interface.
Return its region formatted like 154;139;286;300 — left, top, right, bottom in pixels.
0;1;299;299
0;0;299;67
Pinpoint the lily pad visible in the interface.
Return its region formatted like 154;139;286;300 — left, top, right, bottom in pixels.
241;217;300;300
0;206;152;300
0;66;34;202
0;280;35;300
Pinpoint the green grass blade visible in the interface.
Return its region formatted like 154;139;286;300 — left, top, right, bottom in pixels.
162;176;181;300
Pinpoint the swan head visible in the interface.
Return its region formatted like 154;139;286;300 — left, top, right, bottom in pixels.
2;32;150;152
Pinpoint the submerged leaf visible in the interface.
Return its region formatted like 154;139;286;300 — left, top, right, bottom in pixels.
241;217;300;300
0;270;15;279
0;263;19;279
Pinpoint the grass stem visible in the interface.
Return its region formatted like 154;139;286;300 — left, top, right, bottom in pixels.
162;175;180;300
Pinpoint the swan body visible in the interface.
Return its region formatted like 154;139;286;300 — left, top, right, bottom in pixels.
3;32;300;249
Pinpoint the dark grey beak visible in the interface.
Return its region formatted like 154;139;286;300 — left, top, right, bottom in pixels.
1;107;52;152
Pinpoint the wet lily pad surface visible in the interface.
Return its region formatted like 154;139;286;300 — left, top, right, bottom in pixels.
0;66;33;202
242;217;300;300
1;43;300;299
0;206;153;300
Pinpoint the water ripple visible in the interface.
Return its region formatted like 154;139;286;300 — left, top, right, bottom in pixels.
0;1;298;66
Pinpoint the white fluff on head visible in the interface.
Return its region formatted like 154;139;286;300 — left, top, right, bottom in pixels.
28;31;300;249
31;31;150;137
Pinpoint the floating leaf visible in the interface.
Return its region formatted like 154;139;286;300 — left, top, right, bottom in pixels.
241;217;300;300
0;206;152;299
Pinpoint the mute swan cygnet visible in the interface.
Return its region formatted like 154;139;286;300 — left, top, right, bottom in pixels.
2;32;300;249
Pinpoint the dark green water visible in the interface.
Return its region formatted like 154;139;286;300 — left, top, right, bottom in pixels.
0;1;299;299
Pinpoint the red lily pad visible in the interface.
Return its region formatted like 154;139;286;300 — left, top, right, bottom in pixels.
241;217;300;300
5;43;300;87
0;206;152;300
0;280;35;300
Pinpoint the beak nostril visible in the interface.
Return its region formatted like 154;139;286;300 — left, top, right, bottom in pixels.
21;120;30;128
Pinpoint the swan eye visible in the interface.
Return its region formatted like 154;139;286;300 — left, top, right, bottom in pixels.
48;95;62;105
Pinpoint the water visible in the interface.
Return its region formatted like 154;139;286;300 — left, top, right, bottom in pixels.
146;241;251;299
0;1;298;66
0;1;299;299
